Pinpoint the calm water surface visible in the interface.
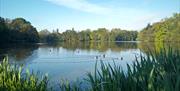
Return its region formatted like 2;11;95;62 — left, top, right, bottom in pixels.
0;42;179;87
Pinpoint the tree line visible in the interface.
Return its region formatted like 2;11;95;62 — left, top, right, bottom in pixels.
0;17;39;43
138;13;180;42
39;28;138;43
1;13;179;43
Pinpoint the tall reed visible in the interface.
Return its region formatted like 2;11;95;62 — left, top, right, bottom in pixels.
0;57;49;91
0;48;179;91
60;48;180;91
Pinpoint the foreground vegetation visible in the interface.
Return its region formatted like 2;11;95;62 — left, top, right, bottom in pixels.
0;48;179;91
60;48;180;91
0;57;49;91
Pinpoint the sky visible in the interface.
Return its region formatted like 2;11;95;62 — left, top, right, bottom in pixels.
0;0;179;32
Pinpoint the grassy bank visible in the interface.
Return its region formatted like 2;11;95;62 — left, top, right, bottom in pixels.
0;48;180;91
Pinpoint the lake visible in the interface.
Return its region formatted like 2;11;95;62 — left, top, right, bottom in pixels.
0;41;179;87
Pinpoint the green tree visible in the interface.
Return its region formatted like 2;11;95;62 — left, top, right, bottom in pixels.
139;13;180;42
9;18;39;43
0;17;39;43
0;17;9;43
39;29;51;42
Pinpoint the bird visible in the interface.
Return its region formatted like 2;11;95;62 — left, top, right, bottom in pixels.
95;56;98;59
103;54;106;58
75;49;80;53
121;57;123;60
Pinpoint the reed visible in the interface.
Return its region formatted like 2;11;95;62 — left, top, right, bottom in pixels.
0;47;179;91
0;57;49;91
85;48;180;91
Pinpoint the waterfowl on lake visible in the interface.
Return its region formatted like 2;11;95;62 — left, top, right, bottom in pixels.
103;54;106;58
76;50;80;53
95;56;98;59
121;57;123;60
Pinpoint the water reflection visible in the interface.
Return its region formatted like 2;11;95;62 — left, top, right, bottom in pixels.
138;42;180;54
0;42;179;85
46;41;138;52
0;42;179;63
0;44;38;62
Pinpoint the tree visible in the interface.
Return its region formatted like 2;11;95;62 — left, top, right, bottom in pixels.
38;28;138;43
62;29;78;41
39;29;51;42
0;17;39;43
0;17;9;43
9;18;39;42
139;13;180;42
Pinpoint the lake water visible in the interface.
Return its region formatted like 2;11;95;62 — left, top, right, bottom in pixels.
0;41;179;87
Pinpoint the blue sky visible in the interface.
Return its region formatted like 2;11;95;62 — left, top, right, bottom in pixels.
0;0;179;32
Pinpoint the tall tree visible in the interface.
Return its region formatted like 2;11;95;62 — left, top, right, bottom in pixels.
0;17;39;43
139;13;180;42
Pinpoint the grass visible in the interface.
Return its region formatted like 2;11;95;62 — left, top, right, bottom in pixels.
0;48;180;91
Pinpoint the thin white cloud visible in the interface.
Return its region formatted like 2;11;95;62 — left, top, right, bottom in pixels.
46;0;111;14
43;0;164;31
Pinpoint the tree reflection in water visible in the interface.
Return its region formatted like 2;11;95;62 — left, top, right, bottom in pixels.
0;43;38;63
